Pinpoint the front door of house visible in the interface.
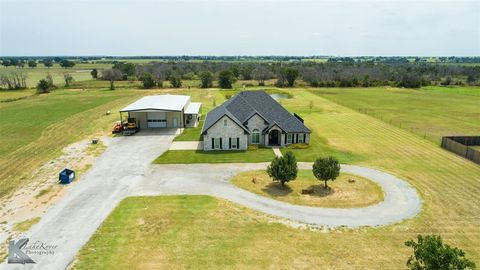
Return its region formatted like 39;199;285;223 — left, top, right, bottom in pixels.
269;130;280;146
173;118;178;128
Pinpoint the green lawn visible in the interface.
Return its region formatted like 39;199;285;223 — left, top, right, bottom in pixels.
78;88;480;268
310;86;480;144
3;86;480;268
154;148;275;164
173;120;204;141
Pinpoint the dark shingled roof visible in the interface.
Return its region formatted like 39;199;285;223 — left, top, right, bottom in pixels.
202;91;310;134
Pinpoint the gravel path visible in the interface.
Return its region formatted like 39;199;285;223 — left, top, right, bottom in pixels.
2;132;421;270
135;163;422;228
1;131;176;270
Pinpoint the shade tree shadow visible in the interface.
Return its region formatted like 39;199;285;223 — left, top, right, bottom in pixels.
261;182;293;197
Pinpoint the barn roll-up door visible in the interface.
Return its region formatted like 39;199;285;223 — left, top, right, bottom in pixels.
147;112;167;128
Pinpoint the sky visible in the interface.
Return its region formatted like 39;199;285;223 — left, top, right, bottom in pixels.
0;0;479;56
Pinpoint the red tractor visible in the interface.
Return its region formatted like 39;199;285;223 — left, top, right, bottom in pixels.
112;121;124;134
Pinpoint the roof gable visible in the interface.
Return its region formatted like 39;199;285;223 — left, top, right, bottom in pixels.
202;90;310;134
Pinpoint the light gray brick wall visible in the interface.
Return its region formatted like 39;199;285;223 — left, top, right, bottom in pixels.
203;116;248;151
246;114;267;145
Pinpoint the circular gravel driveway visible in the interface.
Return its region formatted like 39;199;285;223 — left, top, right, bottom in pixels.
135;162;422;228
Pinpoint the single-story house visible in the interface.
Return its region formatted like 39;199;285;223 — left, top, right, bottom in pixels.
201;90;310;151
120;95;201;129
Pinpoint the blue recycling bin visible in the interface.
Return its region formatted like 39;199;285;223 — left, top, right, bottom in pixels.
59;168;75;184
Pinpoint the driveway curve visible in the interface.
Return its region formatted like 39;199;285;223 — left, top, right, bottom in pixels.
135;162;422;228
1;131;421;270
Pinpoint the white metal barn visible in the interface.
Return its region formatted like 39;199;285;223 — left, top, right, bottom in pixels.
119;95;202;129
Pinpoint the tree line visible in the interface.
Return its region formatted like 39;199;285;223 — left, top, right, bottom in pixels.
101;60;480;90
0;58;75;69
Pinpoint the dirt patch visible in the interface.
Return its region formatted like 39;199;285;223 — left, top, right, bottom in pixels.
0;137;107;247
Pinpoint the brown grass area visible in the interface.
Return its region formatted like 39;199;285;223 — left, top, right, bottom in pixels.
231;170;384;208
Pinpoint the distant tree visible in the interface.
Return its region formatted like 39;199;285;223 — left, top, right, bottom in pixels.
46;73;55;89
16;60;25;68
169;75;182;88
37;79;50;93
28;60;37;68
199;71;213;88
90;68;98;79
9;59;19;67
466;75;476;85
266;151;298;186
42;59;53;68
284;68;299;87
405;235;476;270
63;73;74;87
1;59;12;68
441;76;452;86
362;75;371;87
102;68;123;90
59;60;75;68
239;64;254;80
113;62;136;76
140;72;156;88
398;73;422;88
252;65;273;86
0;71;28;89
218;70;235;89
276;67;298;87
312;156;340;189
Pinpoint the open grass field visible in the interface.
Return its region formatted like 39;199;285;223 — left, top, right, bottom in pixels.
0;63;112;87
2;84;480;268
231;170;384;208
0;88;36;102
310;86;480;144
76;87;480;268
0;86;223;198
0;88;138;197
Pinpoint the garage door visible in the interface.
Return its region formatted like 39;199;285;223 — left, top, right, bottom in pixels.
147;112;167;128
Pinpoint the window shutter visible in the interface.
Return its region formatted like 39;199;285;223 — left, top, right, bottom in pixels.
229;138;232;149
284;133;287;144
296;134;298;143
220;138;223;149
303;133;306;143
211;138;214;149
237;138;239;148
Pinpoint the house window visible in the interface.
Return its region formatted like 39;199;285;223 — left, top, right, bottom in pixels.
214;138;221;149
251;129;260;144
298;133;304;143
287;133;293;144
224;119;228;127
231;138;238;149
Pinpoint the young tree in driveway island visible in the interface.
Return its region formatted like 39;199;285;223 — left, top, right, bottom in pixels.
267;151;298;187
312;156;341;189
